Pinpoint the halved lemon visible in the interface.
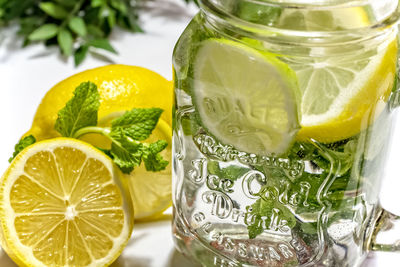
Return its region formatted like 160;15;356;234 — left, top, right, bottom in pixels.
0;138;134;267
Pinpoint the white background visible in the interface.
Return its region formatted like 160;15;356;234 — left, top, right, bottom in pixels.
1;0;400;266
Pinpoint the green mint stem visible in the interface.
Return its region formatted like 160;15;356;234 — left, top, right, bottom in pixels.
73;126;144;146
73;126;111;139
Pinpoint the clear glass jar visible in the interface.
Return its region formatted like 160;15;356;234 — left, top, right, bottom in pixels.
172;1;400;266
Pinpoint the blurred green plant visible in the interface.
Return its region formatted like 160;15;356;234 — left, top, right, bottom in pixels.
0;0;195;65
184;0;199;5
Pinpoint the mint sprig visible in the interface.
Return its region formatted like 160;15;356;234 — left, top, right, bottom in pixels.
57;82;168;173
10;81;169;174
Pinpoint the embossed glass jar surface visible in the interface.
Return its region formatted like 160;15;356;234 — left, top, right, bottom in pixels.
172;1;400;266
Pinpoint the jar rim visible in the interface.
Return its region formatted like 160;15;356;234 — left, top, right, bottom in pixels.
202;0;389;8
200;0;400;39
231;0;369;7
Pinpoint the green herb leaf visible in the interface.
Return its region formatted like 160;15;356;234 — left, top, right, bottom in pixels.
109;128;143;173
89;39;117;54
91;0;106;8
1;0;146;65
300;222;318;235
74;45;89;66
55;0;77;8
107;8;116;28
207;160;250;181
142;140;169;172
247;198;296;239
9;135;36;163
57;28;73;56
110;0;128;15
221;165;251;181
111;108;163;141
39;2;69;19
55;82;100;137
28;24;58;41
68;17;87;36
87;24;105;38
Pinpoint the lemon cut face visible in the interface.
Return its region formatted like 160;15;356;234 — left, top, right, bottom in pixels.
0;138;133;267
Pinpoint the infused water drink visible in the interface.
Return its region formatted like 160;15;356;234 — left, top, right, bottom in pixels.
172;1;400;266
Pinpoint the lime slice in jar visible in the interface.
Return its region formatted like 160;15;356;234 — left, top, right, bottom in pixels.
192;38;301;156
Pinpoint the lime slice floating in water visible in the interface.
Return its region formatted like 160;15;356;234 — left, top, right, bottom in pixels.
193;39;301;156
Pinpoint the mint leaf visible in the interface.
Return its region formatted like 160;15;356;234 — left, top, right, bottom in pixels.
28;24;58;41
301;222;318;235
107;129;168;173
9;135;36;163
109;128;143;173
247;198;296;239
58;28;73;56
111;108;163;141
222;165;251;181
55;82;100;137
68;17;87;37
39;2;69;19
142;140;169;172
207;160;250;181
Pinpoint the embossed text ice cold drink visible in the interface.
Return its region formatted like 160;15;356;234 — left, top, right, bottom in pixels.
172;1;400;266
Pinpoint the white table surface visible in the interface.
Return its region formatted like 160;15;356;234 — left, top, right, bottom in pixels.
1;1;400;266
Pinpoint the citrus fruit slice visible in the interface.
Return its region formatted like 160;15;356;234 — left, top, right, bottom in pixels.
292;37;397;142
23;65;173;220
0;138;134;266
193;39;301;155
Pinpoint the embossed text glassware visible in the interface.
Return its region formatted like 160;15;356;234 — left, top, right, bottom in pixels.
172;0;400;266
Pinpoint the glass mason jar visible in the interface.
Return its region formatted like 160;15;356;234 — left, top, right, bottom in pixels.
172;1;400;266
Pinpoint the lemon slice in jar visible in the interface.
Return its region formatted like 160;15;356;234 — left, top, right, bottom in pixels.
192;39;301;156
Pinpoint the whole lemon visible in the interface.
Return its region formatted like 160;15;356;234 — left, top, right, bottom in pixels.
25;64;173;220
